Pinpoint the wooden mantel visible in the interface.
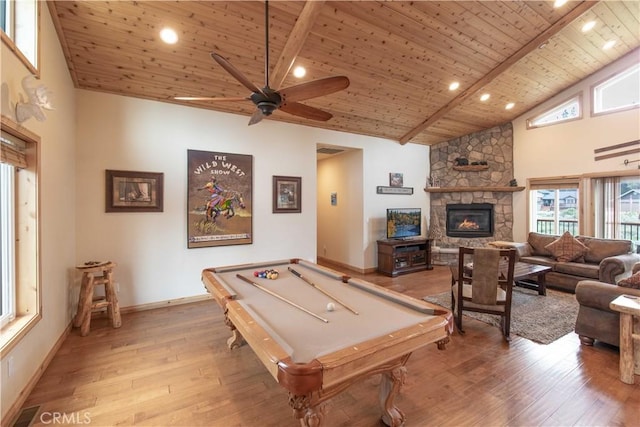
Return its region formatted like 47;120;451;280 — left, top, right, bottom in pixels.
424;186;525;193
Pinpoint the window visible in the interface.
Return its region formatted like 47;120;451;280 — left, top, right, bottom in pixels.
528;177;581;235
1;0;39;74
592;62;640;116
1;162;16;327
592;174;640;246
0;117;40;353
526;94;582;129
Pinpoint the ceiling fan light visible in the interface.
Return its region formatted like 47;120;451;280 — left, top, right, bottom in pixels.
257;101;278;116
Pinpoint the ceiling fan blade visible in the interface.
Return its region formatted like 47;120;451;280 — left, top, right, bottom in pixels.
174;96;250;102
211;52;263;95
280;101;333;122
248;109;265;126
279;76;350;103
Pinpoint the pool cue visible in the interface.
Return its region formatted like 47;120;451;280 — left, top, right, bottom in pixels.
288;267;359;315
235;274;329;323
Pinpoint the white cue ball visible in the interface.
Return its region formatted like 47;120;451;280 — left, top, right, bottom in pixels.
326;302;335;312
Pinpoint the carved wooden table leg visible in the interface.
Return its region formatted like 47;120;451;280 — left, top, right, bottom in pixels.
289;394;326;427
224;308;244;349
379;364;407;427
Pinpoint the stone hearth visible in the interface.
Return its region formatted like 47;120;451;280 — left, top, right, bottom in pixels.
428;123;516;250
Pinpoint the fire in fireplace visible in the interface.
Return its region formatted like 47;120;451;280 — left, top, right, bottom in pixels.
446;203;494;238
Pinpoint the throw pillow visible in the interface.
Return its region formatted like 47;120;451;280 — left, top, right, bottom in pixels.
619;271;640;289
544;231;588;262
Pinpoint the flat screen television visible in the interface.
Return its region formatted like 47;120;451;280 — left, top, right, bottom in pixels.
386;208;422;239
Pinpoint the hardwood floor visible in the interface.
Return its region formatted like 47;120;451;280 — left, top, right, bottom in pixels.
17;264;640;426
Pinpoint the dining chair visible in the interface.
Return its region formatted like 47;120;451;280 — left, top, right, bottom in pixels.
451;247;517;341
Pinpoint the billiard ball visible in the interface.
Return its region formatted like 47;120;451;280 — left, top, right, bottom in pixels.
326;302;335;312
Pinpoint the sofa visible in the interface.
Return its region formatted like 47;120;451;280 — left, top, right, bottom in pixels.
574;263;640;346
507;232;640;293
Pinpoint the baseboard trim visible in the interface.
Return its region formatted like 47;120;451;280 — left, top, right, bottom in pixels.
317;257;375;275
2;323;72;427
118;294;213;315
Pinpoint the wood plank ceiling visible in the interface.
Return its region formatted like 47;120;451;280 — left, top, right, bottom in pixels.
48;1;640;146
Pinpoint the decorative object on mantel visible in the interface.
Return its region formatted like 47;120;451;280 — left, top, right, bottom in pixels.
509;179;518;187
427;174;440;188
454;157;469;166
377;186;413;195
15;75;54;123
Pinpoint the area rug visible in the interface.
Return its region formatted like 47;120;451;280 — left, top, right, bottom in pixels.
423;287;579;344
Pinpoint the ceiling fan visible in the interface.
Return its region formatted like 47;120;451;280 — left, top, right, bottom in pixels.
176;1;350;126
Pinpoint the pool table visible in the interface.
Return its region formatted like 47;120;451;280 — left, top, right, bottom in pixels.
202;259;452;427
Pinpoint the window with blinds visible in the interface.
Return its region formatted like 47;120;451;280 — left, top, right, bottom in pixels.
528;177;581;236
0;119;40;353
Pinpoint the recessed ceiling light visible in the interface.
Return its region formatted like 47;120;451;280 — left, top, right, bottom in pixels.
603;40;616;50
505;103;515;110
554;0;568;8
449;82;460;91
293;66;306;78
582;21;596;32
480;93;490;102
160;28;178;44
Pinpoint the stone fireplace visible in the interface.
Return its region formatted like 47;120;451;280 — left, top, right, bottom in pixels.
446;203;494;238
428;122;517;251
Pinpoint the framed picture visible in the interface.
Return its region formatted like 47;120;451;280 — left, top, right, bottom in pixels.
273;176;301;213
389;173;403;187
105;170;164;212
187;150;253;248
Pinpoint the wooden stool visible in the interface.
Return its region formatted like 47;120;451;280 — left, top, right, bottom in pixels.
74;261;121;336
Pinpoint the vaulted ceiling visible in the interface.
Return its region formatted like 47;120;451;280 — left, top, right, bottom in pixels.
48;1;639;145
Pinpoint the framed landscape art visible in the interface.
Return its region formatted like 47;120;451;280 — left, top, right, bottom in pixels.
105;170;164;213
187;150;253;248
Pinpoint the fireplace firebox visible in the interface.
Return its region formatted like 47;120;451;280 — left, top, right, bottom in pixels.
446;203;494;238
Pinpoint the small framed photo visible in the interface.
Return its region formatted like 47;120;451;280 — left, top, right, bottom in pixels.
105;170;164;212
273;176;301;213
389;173;403;187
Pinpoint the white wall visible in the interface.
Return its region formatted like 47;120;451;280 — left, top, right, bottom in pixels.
0;6;77;420
512;50;640;242
75;91;431;305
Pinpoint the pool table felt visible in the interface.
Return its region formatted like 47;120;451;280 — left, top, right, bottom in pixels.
210;259;445;363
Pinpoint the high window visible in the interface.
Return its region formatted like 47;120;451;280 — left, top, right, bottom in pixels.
1;0;39;74
528;177;581;235
0;118;40;353
526;94;582;129
592;63;640;116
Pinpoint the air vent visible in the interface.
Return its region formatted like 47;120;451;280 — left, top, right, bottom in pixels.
317;147;345;155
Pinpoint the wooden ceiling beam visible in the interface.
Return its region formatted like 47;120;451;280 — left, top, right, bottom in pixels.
270;0;326;90
398;0;599;145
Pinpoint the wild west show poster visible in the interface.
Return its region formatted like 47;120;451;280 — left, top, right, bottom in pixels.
187;149;252;248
